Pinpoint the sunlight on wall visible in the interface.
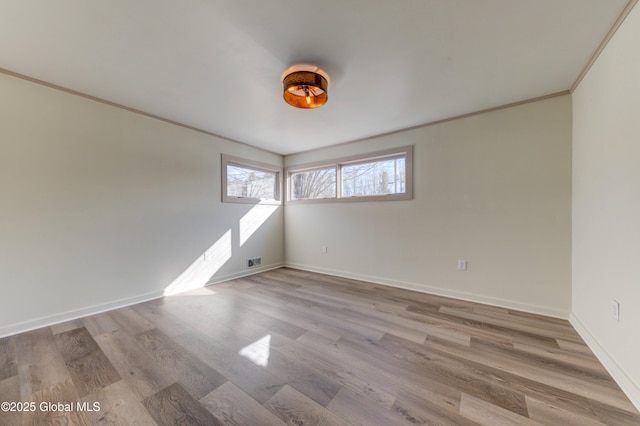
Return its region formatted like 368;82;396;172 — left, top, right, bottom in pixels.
238;334;271;367
240;203;278;246
163;229;232;296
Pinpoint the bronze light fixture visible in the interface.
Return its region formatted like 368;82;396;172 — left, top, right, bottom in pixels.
282;68;329;109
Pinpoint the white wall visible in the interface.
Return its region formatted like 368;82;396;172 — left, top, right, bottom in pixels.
571;4;640;408
0;73;284;337
285;95;572;318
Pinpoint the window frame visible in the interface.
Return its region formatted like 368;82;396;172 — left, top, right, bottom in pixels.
285;145;413;204
222;154;283;205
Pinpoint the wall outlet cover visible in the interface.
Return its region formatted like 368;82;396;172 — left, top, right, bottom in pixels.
612;300;620;321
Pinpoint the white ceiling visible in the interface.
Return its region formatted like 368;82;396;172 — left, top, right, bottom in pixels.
0;1;629;155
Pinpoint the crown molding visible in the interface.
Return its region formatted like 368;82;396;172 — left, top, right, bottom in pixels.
571;0;638;93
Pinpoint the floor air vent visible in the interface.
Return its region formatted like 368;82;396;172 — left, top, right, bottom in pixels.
247;257;262;268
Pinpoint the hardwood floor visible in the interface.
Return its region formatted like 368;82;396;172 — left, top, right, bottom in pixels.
1;268;638;425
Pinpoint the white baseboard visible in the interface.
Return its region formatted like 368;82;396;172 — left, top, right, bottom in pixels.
0;262;283;339
285;262;569;319
570;313;640;412
205;263;283;286
0;290;164;339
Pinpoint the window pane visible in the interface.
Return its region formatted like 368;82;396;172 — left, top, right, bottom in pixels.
341;157;406;197
290;167;337;200
227;164;276;199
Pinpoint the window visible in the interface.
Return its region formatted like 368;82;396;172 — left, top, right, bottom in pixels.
286;146;413;203
290;167;337;200
342;156;406;197
222;155;282;204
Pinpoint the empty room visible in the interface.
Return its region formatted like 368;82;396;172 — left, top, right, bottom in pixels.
1;1;639;425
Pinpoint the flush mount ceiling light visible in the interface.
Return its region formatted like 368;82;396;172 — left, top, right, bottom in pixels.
282;65;329;109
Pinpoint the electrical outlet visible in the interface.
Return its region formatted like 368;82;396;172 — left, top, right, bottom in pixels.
612;300;620;321
457;260;467;271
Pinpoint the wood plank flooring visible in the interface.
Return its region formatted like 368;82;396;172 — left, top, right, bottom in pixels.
1;268;638;425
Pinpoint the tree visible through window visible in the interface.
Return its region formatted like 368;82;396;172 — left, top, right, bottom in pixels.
291;167;336;200
342;157;405;197
222;155;282;204
286;146;413;203
227;164;276;199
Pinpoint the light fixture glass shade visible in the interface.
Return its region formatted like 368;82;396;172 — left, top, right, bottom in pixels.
282;71;328;109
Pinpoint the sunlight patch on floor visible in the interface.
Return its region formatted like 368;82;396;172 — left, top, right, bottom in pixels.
239;334;271;367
